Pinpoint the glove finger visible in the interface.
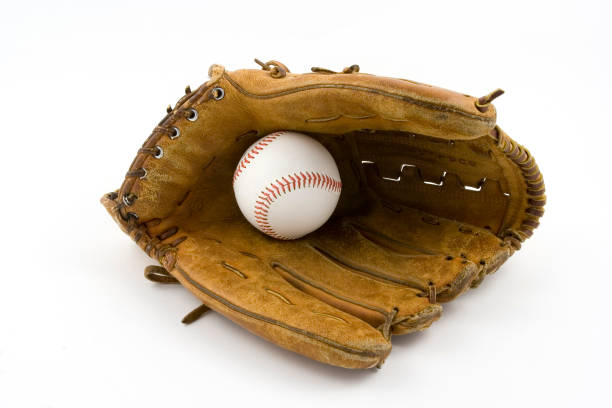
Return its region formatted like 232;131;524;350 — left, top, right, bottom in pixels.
204;220;443;337
309;218;478;302
269;245;442;336
173;231;391;369
353;202;512;287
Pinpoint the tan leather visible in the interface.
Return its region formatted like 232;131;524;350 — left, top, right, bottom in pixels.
101;61;545;369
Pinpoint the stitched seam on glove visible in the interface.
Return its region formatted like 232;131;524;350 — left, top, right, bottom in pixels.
173;265;387;360
223;73;493;123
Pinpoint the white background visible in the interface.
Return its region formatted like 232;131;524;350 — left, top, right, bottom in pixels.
1;1;610;407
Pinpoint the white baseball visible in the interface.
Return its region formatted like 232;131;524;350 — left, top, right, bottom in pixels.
233;131;342;240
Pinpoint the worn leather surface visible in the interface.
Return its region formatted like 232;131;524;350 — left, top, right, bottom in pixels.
101;61;545;369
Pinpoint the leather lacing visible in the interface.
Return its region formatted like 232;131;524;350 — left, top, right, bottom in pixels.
117;123;182;216
117;78;221;219
255;59;361;78
492;127;546;250
144;265;212;324
112;77;225;262
475;89;505;113
138;146;163;158
254;59;290;78
108;64;228;262
311;65;360;74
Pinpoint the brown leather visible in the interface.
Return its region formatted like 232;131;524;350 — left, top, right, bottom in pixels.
101;61;545;369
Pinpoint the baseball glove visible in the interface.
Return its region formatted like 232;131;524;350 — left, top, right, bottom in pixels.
101;59;545;369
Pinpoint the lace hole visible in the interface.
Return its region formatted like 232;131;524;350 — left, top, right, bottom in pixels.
139;168;147;179
154;146;164;159
186;108;198;121
122;195;133;206
212;87;225;100
169;126;180;139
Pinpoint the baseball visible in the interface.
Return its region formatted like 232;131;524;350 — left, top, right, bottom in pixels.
233;131;342;240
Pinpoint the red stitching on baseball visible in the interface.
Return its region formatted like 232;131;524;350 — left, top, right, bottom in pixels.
233;132;282;184
233;132;340;239
253;171;342;240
